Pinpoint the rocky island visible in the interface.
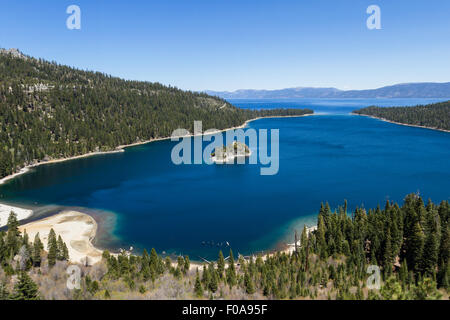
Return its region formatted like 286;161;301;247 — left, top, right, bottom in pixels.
211;141;251;163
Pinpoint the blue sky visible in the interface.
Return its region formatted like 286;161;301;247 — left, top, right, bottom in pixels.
1;0;449;91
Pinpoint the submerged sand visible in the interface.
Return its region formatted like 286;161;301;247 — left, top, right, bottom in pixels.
3;114;315;266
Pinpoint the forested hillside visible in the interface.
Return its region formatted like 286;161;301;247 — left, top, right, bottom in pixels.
0;49;312;179
0;194;448;300
354;101;450;131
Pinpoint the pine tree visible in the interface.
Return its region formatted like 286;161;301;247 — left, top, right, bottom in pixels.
194;269;204;298
317;215;327;259
421;231;438;276
0;282;9;299
56;235;65;260
184;255;190;274
47;228;58;267
201;264;210;289
208;264;218;293
408;222;425;275
11;272;39;300
6;211;20;255
62;242;69;261
149;248;158;271
383;228;393;275
244;271;255;295
226;249;237;288
413;277;442;300
438;225;449;268
399;260;408;287
217;251;225;279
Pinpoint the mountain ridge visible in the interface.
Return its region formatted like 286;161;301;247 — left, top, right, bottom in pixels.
206;82;450;99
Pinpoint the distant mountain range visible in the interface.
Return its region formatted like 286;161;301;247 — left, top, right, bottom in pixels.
206;83;450;99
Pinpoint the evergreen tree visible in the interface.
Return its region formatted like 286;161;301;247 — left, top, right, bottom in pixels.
217;251;225;279
208;264;218;293
183;255;190;274
421;231;438;276
226;249;237;288
408;222;425;275
11;272;39;300
0;282;9;299
413;277;442;300
383;228;393;275
32;232;44;267
317;215;327;259
149;248;158;271
244;271;255;295
6;211;20;255
56;235;68;261
438;225;449;268
194;269;204;298
201;264;210;289
47;228;58;267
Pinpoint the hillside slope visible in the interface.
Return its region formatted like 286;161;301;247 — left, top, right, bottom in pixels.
354;100;450;131
0;49;312;178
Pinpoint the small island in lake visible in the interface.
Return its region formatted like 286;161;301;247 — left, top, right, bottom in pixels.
211;141;251;163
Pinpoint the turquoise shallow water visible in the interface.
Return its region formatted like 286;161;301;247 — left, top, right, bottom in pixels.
1;98;449;259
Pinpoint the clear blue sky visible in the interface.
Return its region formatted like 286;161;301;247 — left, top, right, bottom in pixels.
1;0;449;91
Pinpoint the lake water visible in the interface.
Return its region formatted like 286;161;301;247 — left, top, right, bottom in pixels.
1;98;449;260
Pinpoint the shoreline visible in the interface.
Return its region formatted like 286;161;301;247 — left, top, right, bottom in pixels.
353;113;450;133
0;113;313;186
283;225;318;255
0;202;33;228
18;210;104;265
0;149;125;185
1;113;313;266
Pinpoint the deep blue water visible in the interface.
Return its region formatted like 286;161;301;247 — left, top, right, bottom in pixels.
230;98;450;114
0;98;449;260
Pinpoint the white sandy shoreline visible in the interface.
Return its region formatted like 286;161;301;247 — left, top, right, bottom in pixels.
19;210;103;265
0;149;125;186
0;202;33;228
353;113;450;133
1;113;313;265
284;225;318;254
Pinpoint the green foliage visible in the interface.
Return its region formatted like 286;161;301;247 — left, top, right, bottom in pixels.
244;271;255;295
11;272;39;300
0;52;313;179
380;276;408;300
32;233;43;267
6;211;20;256
194;269;204;298
138;285;147;294
413;277;442;300
47;228;57;267
354;101;450;131
0;193;447;300
57;235;69;261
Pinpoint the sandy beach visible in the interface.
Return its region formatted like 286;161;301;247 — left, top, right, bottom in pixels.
0;203;33;228
284;225;318;254
18;211;103;265
2;113;313;266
